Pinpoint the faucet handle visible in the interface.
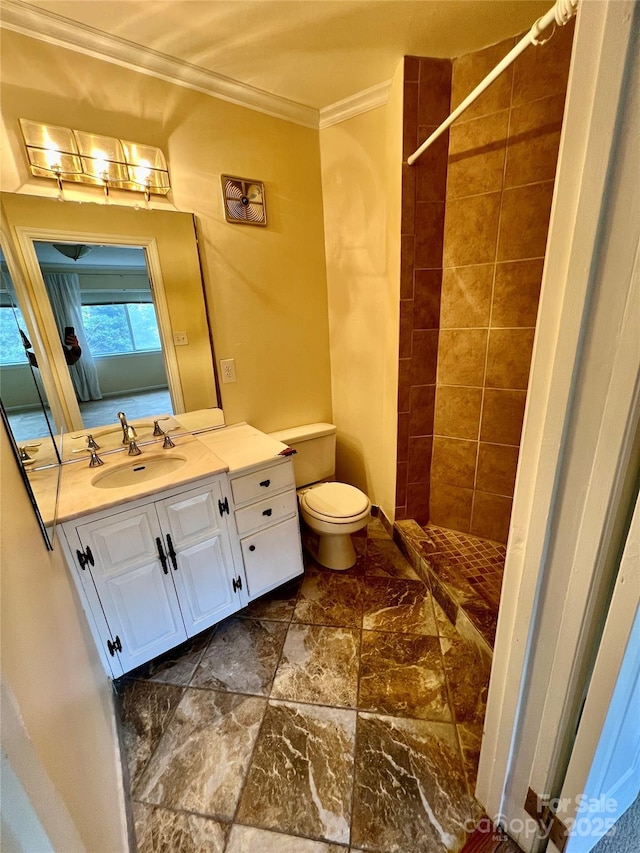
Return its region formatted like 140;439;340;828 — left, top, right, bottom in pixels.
86;434;101;450
153;420;164;437
127;427;142;456
87;448;104;468
162;432;176;449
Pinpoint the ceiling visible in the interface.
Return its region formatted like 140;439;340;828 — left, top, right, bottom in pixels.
16;0;551;111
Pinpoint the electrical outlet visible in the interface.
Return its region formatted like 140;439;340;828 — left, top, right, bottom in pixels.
173;331;188;346
220;358;236;383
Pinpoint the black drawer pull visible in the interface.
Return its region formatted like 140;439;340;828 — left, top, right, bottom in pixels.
259;479;271;488
262;508;273;517
249;545;256;551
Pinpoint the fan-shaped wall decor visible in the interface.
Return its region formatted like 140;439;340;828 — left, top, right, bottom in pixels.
221;175;267;226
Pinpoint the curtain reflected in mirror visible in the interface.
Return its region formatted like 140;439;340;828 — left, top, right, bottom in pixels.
32;241;173;430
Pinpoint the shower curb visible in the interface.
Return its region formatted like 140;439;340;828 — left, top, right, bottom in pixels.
392;519;495;661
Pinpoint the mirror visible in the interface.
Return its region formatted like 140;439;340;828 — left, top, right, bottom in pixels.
1;243;61;548
1;192;220;462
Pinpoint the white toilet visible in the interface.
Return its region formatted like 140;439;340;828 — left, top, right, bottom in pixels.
269;423;371;570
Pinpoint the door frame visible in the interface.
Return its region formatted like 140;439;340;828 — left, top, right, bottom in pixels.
477;0;639;845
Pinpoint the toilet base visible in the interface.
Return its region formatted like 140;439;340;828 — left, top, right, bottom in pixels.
317;532;357;571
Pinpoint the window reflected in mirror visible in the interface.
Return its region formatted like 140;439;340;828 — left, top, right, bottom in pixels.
32;241;173;430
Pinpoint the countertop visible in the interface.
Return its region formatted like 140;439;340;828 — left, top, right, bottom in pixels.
38;421;291;526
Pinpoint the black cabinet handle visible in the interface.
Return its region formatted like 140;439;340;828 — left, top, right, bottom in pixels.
166;534;178;571
259;479;271;488
249;545;256;552
262;508;273;517
156;537;168;574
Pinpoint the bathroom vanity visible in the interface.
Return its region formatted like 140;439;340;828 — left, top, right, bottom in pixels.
55;422;304;678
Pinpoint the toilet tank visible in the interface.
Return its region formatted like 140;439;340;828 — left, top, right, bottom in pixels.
268;423;336;488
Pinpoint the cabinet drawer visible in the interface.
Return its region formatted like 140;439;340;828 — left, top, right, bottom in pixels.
235;489;297;537
231;461;295;506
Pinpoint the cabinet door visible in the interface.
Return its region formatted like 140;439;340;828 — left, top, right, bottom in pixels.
77;506;187;672
156;481;240;636
241;515;304;600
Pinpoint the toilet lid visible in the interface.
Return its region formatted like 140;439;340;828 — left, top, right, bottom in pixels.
303;482;369;519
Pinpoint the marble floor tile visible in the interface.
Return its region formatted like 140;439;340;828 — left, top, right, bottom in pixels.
236;700;356;844
130;630;213;686
367;517;393;540
458;723;484;795
271;623;359;707
440;635;491;726
433;597;457;638
293;572;363;628
118;680;184;791
134;688;266;820
226;824;345;852
190;617;287;696
359;631;451;722
352;713;475;853
362;576;437;635
133;802;228;853
365;538;422;581
237;577;301;622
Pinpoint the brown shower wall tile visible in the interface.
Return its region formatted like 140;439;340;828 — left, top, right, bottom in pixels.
409;385;436;436
451;37;515;121
440;265;493;329
416;127;449;202
492;260;543;328
434;386;483;441
400;236;415;299
497;181;555;262
436;329;488;387
505;93;566;188
396;56;450;513
480;389;526;446
403;79;419;161
417;57;452;125
431;437;477;490
447;108;509;199
408;436;433;485
476;443;519;497
414;269;442;328
410;329;439;385
471;492;512;543
430;483;473;532
511;18;575;106
443;192;501;267
485;328;535;390
426;27;572;541
415;202;445;267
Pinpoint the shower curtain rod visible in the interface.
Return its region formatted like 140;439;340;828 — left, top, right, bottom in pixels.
407;0;578;165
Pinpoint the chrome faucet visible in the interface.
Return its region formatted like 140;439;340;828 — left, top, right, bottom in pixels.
117;411;136;445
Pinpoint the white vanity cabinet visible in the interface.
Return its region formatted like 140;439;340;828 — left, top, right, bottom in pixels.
60;475;242;676
228;458;304;600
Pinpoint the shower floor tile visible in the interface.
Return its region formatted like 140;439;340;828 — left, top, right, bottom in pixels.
116;516;492;852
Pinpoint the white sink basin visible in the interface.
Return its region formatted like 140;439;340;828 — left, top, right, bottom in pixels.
91;454;188;489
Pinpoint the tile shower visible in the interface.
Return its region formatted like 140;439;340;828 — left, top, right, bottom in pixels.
396;22;574;543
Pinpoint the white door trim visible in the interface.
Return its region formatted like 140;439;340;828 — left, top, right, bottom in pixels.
477;0;638;839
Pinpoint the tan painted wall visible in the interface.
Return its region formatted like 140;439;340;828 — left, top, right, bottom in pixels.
319;64;403;521
0;425;129;851
0;29;332;434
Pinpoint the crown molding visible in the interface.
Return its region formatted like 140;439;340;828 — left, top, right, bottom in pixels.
319;80;392;129
0;0;319;129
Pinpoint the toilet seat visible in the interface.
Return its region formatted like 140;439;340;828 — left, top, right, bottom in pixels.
300;482;370;523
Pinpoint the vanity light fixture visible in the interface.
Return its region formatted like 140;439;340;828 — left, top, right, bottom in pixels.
19;119;170;201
